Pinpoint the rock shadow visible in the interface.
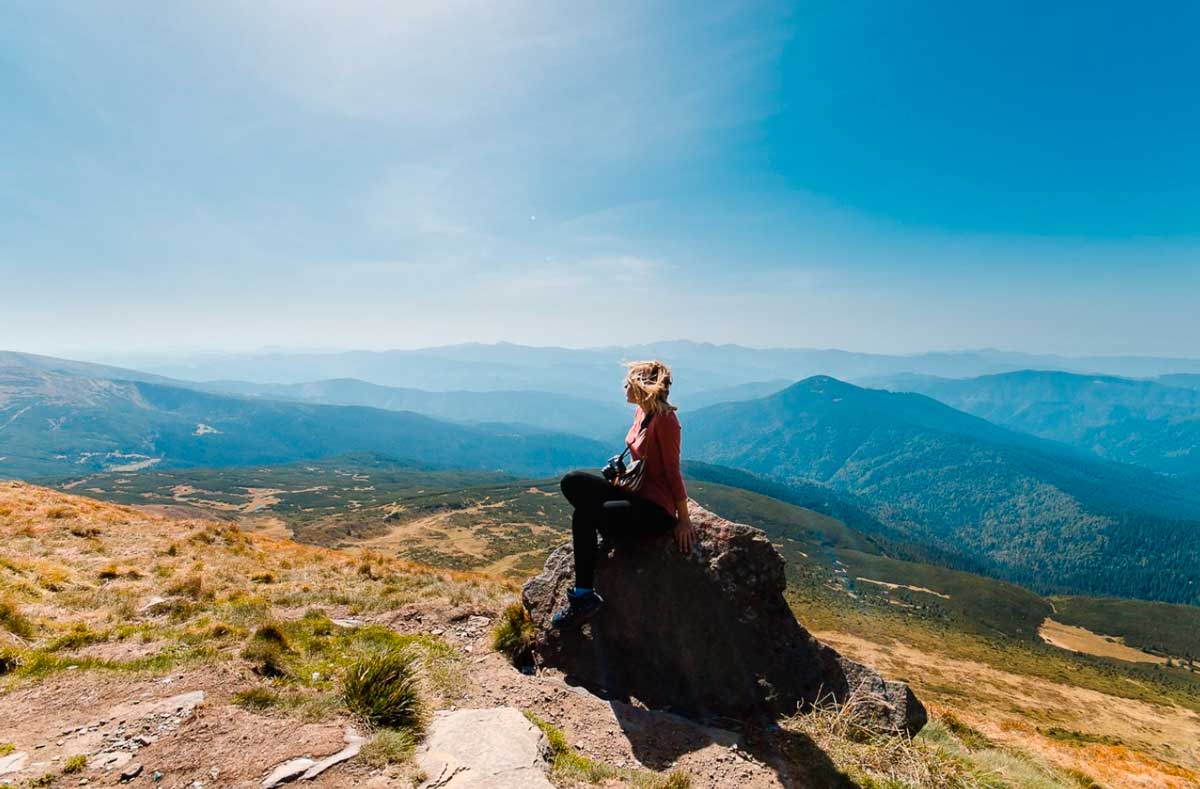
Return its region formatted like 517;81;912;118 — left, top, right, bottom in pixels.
595;691;857;788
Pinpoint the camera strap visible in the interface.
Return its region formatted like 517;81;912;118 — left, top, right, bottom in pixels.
619;411;655;461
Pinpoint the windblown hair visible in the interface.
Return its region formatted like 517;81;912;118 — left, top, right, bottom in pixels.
624;359;677;414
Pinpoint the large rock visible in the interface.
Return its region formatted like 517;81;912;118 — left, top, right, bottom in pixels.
522;501;926;736
415;707;554;788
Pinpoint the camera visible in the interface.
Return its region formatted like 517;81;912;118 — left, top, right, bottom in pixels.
602;453;626;482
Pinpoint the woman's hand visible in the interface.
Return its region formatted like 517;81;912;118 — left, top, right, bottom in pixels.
674;513;696;554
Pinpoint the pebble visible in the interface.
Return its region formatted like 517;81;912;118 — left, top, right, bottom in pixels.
119;763;143;782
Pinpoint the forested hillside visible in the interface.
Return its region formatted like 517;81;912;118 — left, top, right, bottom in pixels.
684;377;1200;603
867;370;1200;474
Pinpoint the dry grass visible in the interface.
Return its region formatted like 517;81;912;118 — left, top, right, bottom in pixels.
784;684;978;789
782;682;1101;789
0;481;506;689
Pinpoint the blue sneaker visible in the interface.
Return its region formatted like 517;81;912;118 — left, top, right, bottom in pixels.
551;587;605;629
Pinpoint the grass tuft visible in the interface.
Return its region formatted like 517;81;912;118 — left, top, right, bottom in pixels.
341;645;424;730
166;573;208;600
361;728;416;767
492;601;536;664
98;563;141;581
62;754;88;774
0;599;35;639
241;624;293;678
0;648;21;675
0;743;14;757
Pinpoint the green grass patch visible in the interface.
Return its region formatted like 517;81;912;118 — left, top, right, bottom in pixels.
45;623;108;652
0;743;13;757
233;686;281;710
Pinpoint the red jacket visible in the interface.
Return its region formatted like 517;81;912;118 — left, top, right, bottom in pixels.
625;404;687;519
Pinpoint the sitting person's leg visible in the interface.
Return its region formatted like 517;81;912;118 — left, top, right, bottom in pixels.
553;471;636;629
561;470;633;591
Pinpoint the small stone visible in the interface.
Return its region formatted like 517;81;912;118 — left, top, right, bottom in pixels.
119;763;143;782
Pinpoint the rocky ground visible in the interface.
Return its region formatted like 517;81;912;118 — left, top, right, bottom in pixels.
2;599;799;788
0;483;810;789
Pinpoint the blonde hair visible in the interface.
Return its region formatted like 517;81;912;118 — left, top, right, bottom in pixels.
624;359;676;414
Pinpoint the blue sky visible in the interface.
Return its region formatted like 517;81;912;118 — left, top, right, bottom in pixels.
2;1;1198;357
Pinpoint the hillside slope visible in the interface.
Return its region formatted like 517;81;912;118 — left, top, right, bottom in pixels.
0;366;603;478
684;376;1200;602
867;370;1200;474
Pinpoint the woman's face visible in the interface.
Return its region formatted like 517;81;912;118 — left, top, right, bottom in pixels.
624;378;641;405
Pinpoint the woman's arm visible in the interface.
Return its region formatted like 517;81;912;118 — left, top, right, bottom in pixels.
656;413;695;552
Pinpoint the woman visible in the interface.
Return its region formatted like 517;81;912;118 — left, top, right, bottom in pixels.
552;359;696;629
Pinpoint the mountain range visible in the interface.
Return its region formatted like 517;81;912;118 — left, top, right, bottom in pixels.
685;376;1200;603
864;370;1200;475
90;341;1200;400
4;346;1200;606
0;363;602;478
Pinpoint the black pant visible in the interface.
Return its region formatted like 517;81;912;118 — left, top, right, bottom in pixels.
560;470;676;590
